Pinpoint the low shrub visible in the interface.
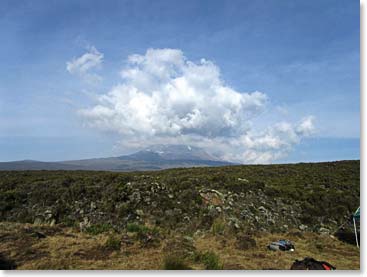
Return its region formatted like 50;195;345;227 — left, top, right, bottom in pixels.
163;255;192;270
126;223;149;233
104;235;121;251
195;251;222;270
211;218;225;235
85;223;113;235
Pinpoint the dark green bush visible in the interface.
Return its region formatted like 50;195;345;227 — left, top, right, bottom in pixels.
85;223;113;235
163;255;192;270
126;223;149;233
104;235;121;251
195;251;222;270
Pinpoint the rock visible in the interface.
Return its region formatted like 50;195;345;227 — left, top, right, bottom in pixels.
318;227;330;234
299;224;308;231
200;189;224;206
228;217;241;229
183;236;193;243
258;206;267;213
136;209;144;216
130;191;141;202
90;202;97;210
237;178;249;183
215;206;222;213
44;210;53;222
79;217;91;232
168;194;174;199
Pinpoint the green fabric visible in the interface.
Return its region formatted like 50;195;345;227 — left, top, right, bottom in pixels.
353;207;360;219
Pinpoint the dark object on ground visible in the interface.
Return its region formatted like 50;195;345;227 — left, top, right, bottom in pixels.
267;239;295;251
0;253;17;270
32;231;47;239
335;228;360;246
24;228;47;239
290;257;336;270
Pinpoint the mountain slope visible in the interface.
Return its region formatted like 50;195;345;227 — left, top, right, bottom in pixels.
0;145;233;171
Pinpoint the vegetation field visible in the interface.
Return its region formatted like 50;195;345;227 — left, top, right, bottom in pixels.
0;160;360;269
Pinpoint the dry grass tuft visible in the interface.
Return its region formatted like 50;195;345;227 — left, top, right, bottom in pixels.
0;222;359;270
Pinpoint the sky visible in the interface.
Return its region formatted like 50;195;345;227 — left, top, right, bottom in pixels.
0;0;360;163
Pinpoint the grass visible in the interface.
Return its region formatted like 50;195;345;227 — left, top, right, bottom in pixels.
85;223;113;235
211;218;226;235
0;161;360;269
163;256;192;270
0;222;359;270
104;235;121;251
126;223;149;233
195;251;223;269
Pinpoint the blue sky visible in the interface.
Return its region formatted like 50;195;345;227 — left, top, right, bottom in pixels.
0;0;359;163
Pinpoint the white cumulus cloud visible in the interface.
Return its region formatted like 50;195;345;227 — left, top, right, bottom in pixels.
78;48;315;164
66;46;104;83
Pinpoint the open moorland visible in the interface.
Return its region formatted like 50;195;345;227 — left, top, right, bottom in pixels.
0;160;360;269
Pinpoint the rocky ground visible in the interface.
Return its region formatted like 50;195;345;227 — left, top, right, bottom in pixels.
0;160;360;269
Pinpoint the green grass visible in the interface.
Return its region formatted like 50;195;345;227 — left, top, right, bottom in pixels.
195;251;223;270
85;224;113;235
104;235;121;251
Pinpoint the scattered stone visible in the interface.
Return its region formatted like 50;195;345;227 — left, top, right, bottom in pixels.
299;224;308;231
318;227;330;234
258;206;267;213
136;209;144;217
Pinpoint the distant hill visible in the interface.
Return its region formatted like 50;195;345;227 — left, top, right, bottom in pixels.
0;145;233;171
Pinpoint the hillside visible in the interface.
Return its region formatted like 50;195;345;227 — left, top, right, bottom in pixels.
0;145;233;171
0;160;360;269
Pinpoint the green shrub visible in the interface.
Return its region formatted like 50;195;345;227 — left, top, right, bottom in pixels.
104;235;121;251
163;255;192;270
195;251;223;270
126;223;149;233
85;223;113;235
211;218;225;235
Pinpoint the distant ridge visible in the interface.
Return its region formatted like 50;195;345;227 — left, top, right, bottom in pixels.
0;144;233;171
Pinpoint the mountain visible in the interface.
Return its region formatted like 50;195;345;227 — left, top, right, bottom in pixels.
0;145;233;171
124;144;219;161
